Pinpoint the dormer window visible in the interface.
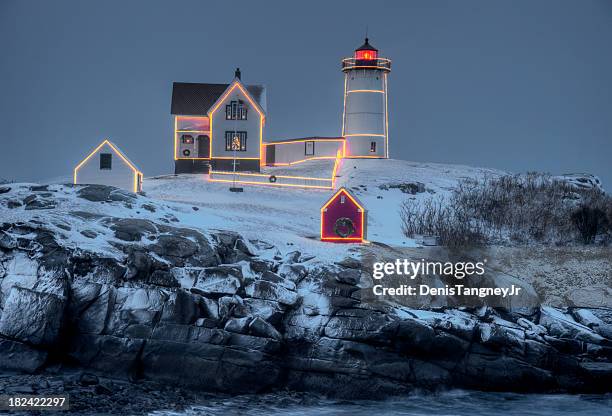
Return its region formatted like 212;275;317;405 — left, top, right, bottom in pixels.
225;100;247;120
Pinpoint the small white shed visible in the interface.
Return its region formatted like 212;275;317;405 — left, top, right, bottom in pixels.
73;139;143;193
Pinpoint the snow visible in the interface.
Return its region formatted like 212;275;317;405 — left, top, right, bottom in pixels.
145;159;503;259
2;159;503;263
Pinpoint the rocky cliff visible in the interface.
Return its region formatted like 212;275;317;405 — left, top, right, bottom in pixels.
0;183;611;398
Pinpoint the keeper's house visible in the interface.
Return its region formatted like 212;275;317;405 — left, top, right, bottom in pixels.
74;139;143;193
171;69;266;174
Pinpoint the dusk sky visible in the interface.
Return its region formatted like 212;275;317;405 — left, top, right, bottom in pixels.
1;0;610;190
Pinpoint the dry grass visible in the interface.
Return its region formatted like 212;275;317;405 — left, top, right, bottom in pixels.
401;173;611;247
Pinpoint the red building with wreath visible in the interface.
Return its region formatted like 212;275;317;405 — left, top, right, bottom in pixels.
320;188;367;243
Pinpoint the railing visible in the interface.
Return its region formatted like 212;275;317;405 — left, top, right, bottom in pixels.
209;171;334;190
209;151;342;190
342;57;391;72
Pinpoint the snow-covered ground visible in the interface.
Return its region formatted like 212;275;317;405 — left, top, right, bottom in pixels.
144;159;504;259
2;159;502;262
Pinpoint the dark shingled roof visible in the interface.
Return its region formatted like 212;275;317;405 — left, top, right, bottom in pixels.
356;37;378;52
171;82;266;116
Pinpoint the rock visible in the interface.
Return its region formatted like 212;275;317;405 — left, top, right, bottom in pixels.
6;200;21;208
249;259;273;273
80;372;99;386
243;298;284;324
80;230;98;239
0;232;17;250
193;266;243;296
199;296;219;320
566;285;612;309
160;290;199;324
245;280;298;306
195;318;218;328
335;268;361;285
77;185;114;202
24;198;56;210
109;218;157;242
153;235;198;258
261;271;296;290
335;257;362;269
283;251;301;264
249;317;282;341
141;203;156;212
0;186;11;194
29;185;49;192
219;295;249;320
148;270;179;287
277;263;307;283
0;287;64;346
539;307;604;345
234;238;255;256
0;338;47;373
224;317;253;334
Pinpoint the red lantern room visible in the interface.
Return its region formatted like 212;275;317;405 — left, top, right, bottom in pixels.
354;37;378;61
321;188;368;243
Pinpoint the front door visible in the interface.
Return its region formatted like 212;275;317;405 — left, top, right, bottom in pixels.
197;135;210;158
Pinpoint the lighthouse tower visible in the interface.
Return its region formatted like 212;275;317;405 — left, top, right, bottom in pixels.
341;38;391;158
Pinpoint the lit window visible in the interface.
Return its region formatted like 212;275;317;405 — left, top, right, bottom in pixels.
340;195;346;204
225;100;247;120
100;153;112;170
370;142;377;153
355;50;378;60
225;131;247;151
181;135;194;144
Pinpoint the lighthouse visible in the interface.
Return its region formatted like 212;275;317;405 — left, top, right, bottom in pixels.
341;38;391;158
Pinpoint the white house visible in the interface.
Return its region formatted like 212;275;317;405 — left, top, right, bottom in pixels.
74;139;143;193
171;69;267;174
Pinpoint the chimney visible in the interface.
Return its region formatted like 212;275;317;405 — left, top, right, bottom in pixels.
234;67;241;80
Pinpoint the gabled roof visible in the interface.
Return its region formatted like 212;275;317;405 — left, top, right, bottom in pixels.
74;139;142;175
171;81;266;116
321;187;367;212
207;79;266;120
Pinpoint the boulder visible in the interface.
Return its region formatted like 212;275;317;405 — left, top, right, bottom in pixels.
277;263;308;283
245;280;298;306
249;317;282;341
224;317;253;334
0;287;64;346
0;338;47;373
193;266;243;296
566;285;612;309
160;290;199;325
539;306;605;345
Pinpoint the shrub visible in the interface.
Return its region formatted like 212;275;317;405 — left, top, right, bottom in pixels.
400;173;611;246
571;205;608;244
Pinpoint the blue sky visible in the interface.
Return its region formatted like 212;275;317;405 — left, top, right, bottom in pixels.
1;0;610;190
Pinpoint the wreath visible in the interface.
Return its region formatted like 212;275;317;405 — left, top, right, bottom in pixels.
182;149;191;157
334;217;356;238
269;175;277;183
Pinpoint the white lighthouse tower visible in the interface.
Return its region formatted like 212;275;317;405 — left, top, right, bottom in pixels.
341;38;391;158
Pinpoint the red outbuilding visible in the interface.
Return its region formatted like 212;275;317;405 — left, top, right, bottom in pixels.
320;188;367;243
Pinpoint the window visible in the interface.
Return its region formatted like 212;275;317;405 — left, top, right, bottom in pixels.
100;153;112;170
370;142;377;153
340;195;346;204
225;131;247;151
305;141;315;156
225;100;247;120
181;135;194;144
